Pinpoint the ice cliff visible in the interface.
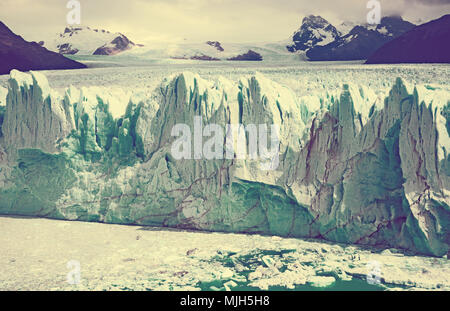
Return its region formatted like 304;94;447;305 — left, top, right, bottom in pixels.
0;70;448;256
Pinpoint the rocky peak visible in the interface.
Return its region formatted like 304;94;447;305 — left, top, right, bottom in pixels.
64;26;82;34
93;33;135;55
227;50;263;61
46;26;139;55
287;15;340;52
305;15;416;61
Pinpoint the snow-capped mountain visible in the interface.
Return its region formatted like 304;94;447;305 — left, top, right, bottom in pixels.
169;41;266;61
366;14;450;64
306;16;416;61
45;26;140;56
0;21;85;75
287;15;340;52
121;39;300;62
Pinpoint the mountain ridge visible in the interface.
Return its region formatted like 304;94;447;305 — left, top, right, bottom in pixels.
366;14;450;64
298;15;416;61
45;25;140;56
0;21;86;75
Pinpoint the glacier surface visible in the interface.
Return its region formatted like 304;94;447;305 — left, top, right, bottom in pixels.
0;68;448;257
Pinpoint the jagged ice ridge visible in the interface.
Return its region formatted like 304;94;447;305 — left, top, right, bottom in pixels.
0;70;448;256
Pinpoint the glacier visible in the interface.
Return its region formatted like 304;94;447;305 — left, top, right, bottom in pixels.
0;69;448;257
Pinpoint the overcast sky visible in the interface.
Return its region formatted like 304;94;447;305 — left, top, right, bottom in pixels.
1;0;449;44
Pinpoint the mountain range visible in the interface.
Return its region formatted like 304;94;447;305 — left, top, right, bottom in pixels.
287;15;416;61
41;26;276;61
1;13;449;74
39;15;418;62
286;15;341;52
44;26;142;56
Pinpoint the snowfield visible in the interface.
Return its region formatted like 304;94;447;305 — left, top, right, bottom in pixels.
0;216;448;291
1;61;449;103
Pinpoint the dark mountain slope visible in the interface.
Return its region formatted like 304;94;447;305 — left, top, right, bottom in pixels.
366;15;450;64
0;21;86;75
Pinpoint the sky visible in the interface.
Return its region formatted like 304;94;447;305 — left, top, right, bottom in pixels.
0;0;449;44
